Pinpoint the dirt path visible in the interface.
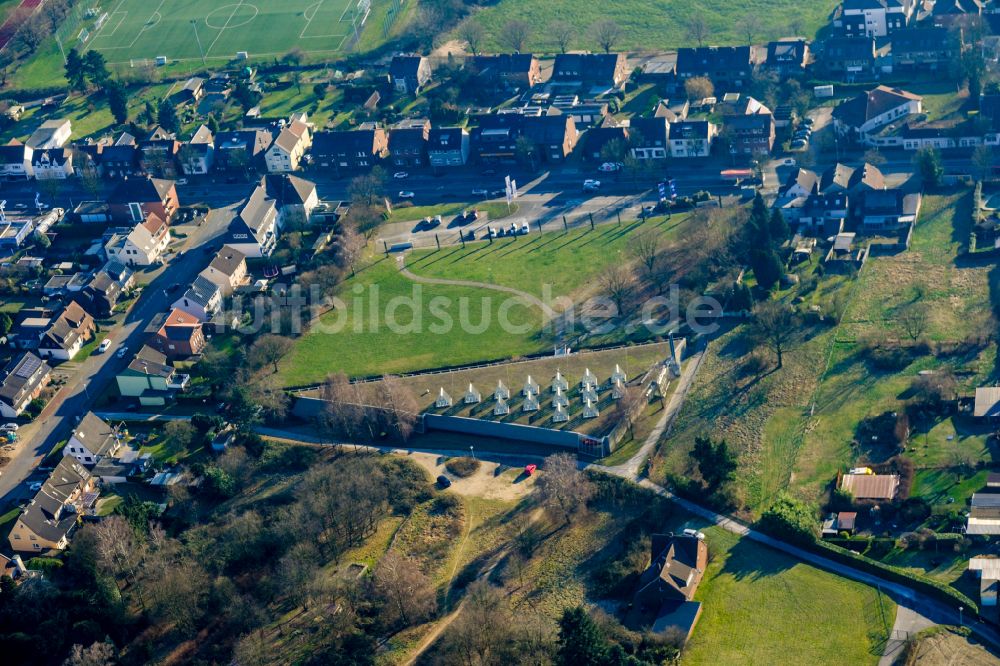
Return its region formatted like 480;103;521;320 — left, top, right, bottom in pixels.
407;451;537;502
398;256;558;323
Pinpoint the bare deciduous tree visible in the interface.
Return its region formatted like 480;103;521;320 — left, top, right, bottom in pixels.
737;13;763;45
628;230;661;281
375;375;420;442
688;17;710;47
248;334;294;373
897;302;928;342
457;19;486;56
550;20;574;53
684;76;714;101
499;20;531;53
537;453;595;524
373;551;437;629
749;300;796;369
599;265;636;318
92;516;146;608
63;641;116;666
591;19;622;54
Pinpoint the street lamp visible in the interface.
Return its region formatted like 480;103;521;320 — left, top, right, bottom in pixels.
959;606;964;626
469;445;475;460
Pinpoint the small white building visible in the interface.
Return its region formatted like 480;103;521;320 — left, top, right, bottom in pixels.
104;214;171;266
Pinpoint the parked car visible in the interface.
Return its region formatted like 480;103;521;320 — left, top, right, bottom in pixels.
487;226;496;238
790;139;807;149
0;423;18;432
437;475;452;488
98;339;112;353
393;171;409;179
472;188;488;197
116;347;128;359
490;189;505;198
27;481;41;491
583;179;601;192
802;117;815;127
520;222;530;234
398;191;415;199
176;178;189;185
598;162;622;172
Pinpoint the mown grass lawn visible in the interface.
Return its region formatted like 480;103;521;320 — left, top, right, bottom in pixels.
407;212;690;300
387;201;515;224
468;0;837;53
278;256;547;384
683;528;894;666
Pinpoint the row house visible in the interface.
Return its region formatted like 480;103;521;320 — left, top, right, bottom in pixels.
36;301;95;362
427;127;469;167
311;124;388;175
551;52;629;91
0;352;51;419
389;55;432;94
764;39;810;77
627;117;670;160
180;125;215;175
32;148;73;180
822;36;882;81
9;457;95;552
0;142;32;179
104;213;171;266
265;119;312;173
669;121;717;158
674;46;764;92
388;118;430;169
891;26;961;72
108;176;179;224
172;275;222;322
469;54;542;89
215;129;272;174
199;245;248;297
835;0;917;37
139;128;181;178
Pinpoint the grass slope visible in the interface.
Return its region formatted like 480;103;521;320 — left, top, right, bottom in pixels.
683;528;894;666
469;0;838;53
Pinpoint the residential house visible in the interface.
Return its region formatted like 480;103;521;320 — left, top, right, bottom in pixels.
969;557;1000;608
25;119;71;149
388;119;430;168
858;189;921;232
836;0;917;37
98;137;140;179
310;125;388;175
639;55;678;84
0;219;34;251
31;148;73;179
726;112;776;156
171;275;223;322
627;117;670;160
0;352;51;418
781;167;820;199
199;245;248;296
550;52;629;91
180;125;215;175
822;36;879;80
837;471;900;500
215;129;272;173
522;113;579;162
177;76;205;104
581;125;629;161
73;201;111;224
0;142;32;179
108;176;179;223
8;457;95;552
471;114;524;164
468;54;542;89
832;85;922;144
674;46;764;92
265;173;318;224
654;99;690;123
116;345;189;406
146;308;207;359
389;55;432;94
798;192;850;236
891;27;961;72
669;121;717;158
64;412;122;466
427;127;469;168
104;214;171;267
225;181;281;257
264;120;311;173
968;493;1000;535
974;386;1000;420
931;0;983;28
36;301;95;362
821;161;885;193
81;262;135;318
765;39;810;76
633;533;708;642
901;120;982;150
139;132;181;178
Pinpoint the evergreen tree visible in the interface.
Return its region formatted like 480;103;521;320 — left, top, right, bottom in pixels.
64;48;86;91
557;606;608;666
157;99;179;134
690;436;738;491
206;113;220;135
82;50;110;87
0;311;11;338
105;80;128;125
769;208;790;244
730;282;754;312
750;248;782;290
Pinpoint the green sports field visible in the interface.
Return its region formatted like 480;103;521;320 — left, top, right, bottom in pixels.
85;0;373;63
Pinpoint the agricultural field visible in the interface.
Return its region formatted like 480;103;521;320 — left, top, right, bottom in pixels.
83;0;381;64
466;0;838;53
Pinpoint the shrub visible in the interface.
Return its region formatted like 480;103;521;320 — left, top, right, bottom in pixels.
756;493;818;545
431;493;461;515
445;456;480;478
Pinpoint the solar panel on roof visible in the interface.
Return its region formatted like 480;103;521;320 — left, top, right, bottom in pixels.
14;355;41;379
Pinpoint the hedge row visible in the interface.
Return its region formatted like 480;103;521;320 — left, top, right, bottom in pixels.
807;538;978;617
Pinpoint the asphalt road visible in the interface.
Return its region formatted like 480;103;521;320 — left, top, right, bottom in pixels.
0;209;232;504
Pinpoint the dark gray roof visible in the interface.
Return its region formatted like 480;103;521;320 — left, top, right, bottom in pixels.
72;412;118;457
0;352;51;411
18;457;91;543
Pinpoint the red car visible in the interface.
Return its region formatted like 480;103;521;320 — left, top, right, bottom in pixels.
524;464;537;476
